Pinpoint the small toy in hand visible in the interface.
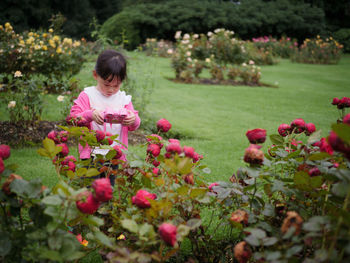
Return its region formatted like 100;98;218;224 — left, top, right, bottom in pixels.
103;107;128;123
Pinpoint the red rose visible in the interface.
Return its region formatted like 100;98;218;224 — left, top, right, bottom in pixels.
57;143;69;157
0;158;4;174
152;167;160;175
245;128;266;144
157;118;172;133
318;138;334;155
132;189;157;208
183;146;195;158
332;97;340;105
152;160;160;167
96;130;105;142
76;191;100;214
290;118;305;133
147;134;163;148
0;145;11;160
47;130;59;143
92;178;113;202
305;123;316;136
344;113;350;125
166;143;182;155
338;97;350;109
278;124;291;137
112;145;123;159
230;209;249;225
147;144;161;157
158;223;177;247
192;152;203;163
308;167;321;177
67;161;76;172
168;138;180;144
328;131;350;155
243;144;264;165
58;131;69;143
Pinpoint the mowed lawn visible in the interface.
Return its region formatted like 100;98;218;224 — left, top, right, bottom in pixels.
4;53;350;186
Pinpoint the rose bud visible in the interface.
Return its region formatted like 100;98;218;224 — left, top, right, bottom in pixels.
338;97;350;109
0;158;4;174
308;167;321;177
92;178;113;202
112;145;123;159
96;130;105;142
158;223;177;247
278;123;291;137
147;134;163;148
157;118;172;133
47;130;59;143
245;128;266;144
0;145;11;160
332;97;340;105
152;167;160;175
230;209;249;226
281;211;303;236
107;137;113;145
152;159;160;167
2;173;23;195
132;189;157;208
234;241;252;263
166;143;182;155
208;182;219;192
183;173;194;185
243;144;264;165
344;113;350;125
192;152;203;163
291;118;305;133
76;191;100;214
305;123;316;136
57;143;69;157
183;146;195;159
147;144;161;157
58;131;69;143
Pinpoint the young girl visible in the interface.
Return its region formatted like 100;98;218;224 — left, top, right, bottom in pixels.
68;50;140;183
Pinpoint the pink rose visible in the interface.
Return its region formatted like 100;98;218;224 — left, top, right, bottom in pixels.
76;191;100;214
47;130;59;143
278;124;291;137
208;182;219;191
61;155;77;165
113;145;123;159
147;134;163;148
158;223;177;246
318;138;333;155
305;123;316;136
183;146;195;159
245;128;266;144
344;113;350;125
92;178;113;202
308;167;321;177
157;118;172;133
243;144;264;165
192;152;203;163
290;118;305;133
328;131;350;156
57;143;69;157
132;189;157;208
0;145;11;160
168;138;180;144
338;97;350;109
58;131;69;143
0;158;4;174
332;97;340;105
152;160;160;167
147;144;161;157
96;130;105;142
67;161;76;172
152;167;160;175
166;143;182;155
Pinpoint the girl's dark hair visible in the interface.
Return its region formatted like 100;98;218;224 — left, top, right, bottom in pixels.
95;50;127;81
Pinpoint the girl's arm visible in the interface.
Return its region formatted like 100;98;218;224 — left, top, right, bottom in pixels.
69;91;94;123
124;101;141;131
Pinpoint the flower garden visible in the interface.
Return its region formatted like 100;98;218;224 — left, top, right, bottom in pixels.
1;22;350;263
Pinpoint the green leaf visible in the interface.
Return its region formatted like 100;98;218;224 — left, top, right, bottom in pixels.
308;152;332;161
139;223;155;238
37;148;50;157
286;245;303;258
42;195;62;206
177;185;189;196
310;176;323;188
130;160;144;168
106;149;117;160
332;123;350;144
332;183;349;197
270;134;284;145
38;248;62;261
176;224;190;242
186;219;202;230
82;215;104;227
93;231;115;249
262;237;278;246
0;234;11;256
10;178;29;196
86;168;100;177
121;219;139;233
178;158;193;175
76;168;87;177
244;234;260;246
190;188;207;198
307;129;322;145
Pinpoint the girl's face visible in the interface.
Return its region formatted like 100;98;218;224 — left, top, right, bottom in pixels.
93;70;121;97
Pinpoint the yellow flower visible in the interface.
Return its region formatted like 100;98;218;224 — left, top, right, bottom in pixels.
8;101;16;108
49;28;53;33
19;40;25;46
73;41;81;47
117;234;126;240
28;32;34;37
56;47;62;54
53;35;60;42
43;33;48;38
81;240;88;247
49;39;56;48
14;71;22;77
63;38;72;45
330;36;333;40
5;22;11;28
34;45;41;50
68;51;71;55
42;45;48;51
0;25;3;30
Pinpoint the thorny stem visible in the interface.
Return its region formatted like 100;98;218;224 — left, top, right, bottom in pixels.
249;177;257;212
328;186;350;259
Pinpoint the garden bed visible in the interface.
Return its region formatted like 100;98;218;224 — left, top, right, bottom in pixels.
0;120;147;147
168;77;278;88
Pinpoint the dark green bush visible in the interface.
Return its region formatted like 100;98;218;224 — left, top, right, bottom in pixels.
333;28;350;53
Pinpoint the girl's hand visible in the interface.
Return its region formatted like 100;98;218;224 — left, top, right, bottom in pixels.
122;110;136;126
92;109;104;125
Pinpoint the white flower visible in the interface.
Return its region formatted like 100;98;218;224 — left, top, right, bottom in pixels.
205;58;211;63
186;51;191;57
187;57;192;62
175;31;182;39
181;39;189;45
167;48;173;54
183;33;190;40
188;44;192;49
14;71;22;77
214;28;221;34
207;32;213;37
57;95;65;102
193;34;199;39
242;63;247;67
249;60;255;65
8;101;16;108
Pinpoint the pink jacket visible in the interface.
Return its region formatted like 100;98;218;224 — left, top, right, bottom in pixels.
69;91;141;160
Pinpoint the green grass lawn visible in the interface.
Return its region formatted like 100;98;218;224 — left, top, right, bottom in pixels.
2;53;350;186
